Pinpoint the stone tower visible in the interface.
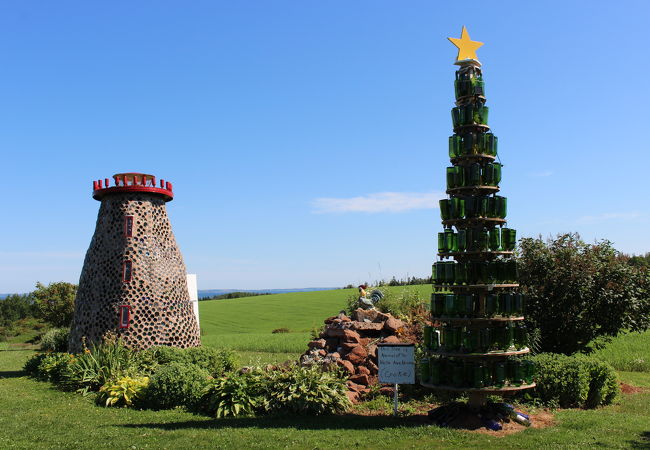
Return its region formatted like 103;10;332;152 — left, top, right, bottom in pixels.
69;173;201;352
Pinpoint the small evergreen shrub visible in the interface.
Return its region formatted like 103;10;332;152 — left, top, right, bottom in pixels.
202;370;266;418
39;328;70;352
145;362;210;410
265;365;350;415
97;375;150;408
24;353;48;377
530;353;619;408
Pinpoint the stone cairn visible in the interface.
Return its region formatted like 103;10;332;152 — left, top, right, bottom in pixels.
301;308;413;403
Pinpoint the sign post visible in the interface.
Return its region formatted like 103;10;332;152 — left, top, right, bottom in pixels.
378;343;415;416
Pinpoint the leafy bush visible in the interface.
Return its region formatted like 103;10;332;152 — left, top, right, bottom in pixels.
36;353;74;383
185;347;239;377
140;346;238;377
32;281;77;328
202;370;266;418
24;353;48;377
97;375;150;407
145;362;210;410
40;328;70;352
518;233;650;354
0;293;36;327
265;365;349;415
530;353;619;408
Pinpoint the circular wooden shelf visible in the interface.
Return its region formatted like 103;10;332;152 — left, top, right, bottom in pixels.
450;154;496;165
433;284;519;290
442;217;506;227
420;382;536;393
431;316;525;323
446;185;499;195
437;250;514;259
455;95;486;104
453;123;490;133
431;348;530;358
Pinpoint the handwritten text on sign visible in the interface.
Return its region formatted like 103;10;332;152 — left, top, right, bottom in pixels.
378;344;415;384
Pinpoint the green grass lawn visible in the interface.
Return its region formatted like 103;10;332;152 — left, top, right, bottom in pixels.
591;330;650;372
2;285;650;448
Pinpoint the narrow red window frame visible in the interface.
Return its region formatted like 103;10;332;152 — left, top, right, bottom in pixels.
119;305;131;329
122;260;133;282
124;215;134;237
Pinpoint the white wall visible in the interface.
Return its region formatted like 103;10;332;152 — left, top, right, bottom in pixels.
186;273;200;330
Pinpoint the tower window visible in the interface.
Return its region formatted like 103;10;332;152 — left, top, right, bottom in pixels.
124;216;134;237
119;305;131;329
123;260;133;282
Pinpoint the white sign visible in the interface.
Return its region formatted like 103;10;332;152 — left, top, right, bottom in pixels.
378;344;415;385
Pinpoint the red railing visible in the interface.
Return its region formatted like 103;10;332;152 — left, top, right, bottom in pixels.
92;173;174;201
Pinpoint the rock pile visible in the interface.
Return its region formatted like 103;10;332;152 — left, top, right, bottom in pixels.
300;308;412;403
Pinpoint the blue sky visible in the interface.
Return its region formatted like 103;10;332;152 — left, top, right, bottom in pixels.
1;1;649;293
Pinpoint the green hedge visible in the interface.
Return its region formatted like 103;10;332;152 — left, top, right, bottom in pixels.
530;353;619;408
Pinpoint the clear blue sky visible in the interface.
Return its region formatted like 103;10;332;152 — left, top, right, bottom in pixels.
1;1;649;293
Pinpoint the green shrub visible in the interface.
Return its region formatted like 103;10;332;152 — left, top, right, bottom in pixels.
202;370;266;418
36;353;73;383
141;346;191;366
24;353;48;377
185;347;239;377
97;375;150;408
145;362;210;410
265;365;350;415
530;353;619;408
40;328;70;352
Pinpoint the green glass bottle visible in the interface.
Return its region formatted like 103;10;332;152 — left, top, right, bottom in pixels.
468;328;480;352
484;362;494;387
473;363;485;388
462;132;473;155
439;199;451;220
438;232;447;253
514;293;523;315
444;228;457;252
454;294;465;316
497;196;508;219
513;360;524;386
507;228;517;250
472;78;485;96
476;105;489;125
457;229;467;251
448;135;461;158
489;227;501;251
457;198;466;219
446;166;456;189
456;263;468;285
444;294;456;317
478;227;489;251
477;261;488;284
506;260;518;283
430;358;441;385
487;196;498;218
487;261;498;284
493;163;502;185
482;163;494;186
452;360;464;387
495;362;506;387
469;163;481;185
507;322;515;351
444;261;455;285
434;293;445;316
451;107;462;128
486;294;498;316
450;197;460;219
419;358;430;383
501;228;514;251
480;328;491;352
502;293;513;316
480;197;489;217
424;326;432;350
435;262;445;285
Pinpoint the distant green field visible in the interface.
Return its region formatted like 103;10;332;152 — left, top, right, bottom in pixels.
198;285;433;354
591;330;650;372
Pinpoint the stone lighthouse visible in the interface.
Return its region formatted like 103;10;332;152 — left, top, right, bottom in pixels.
69;173;201;352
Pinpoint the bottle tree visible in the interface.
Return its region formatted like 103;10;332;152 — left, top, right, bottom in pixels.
421;27;536;410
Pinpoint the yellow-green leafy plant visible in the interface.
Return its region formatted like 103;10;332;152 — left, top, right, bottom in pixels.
97;375;150;407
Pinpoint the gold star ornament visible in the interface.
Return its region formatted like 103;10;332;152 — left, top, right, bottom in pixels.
448;26;484;65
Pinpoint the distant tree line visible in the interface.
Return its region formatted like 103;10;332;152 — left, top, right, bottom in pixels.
343;276;433;289
200;291;272;301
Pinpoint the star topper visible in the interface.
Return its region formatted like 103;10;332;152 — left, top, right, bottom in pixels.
448;26;484;65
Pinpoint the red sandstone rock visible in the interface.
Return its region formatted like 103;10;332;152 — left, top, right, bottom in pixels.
327;328;361;343
337;359;355;375
344;345;368;365
367;360;379;375
373;312;391;323
346;390;360;404
349;373;370;386
379;386;395;396
330;352;341;359
325;338;339;350
324;316;337;324
348;321;384;332
384;317;405;333
317;349;327;357
352;308;379;322
381;335;401;344
357;366;370;376
346;381;366;393
367;344;378;359
307;339;326;349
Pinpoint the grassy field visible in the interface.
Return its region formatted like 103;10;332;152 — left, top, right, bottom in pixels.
591;330;650;372
1;285;650;448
